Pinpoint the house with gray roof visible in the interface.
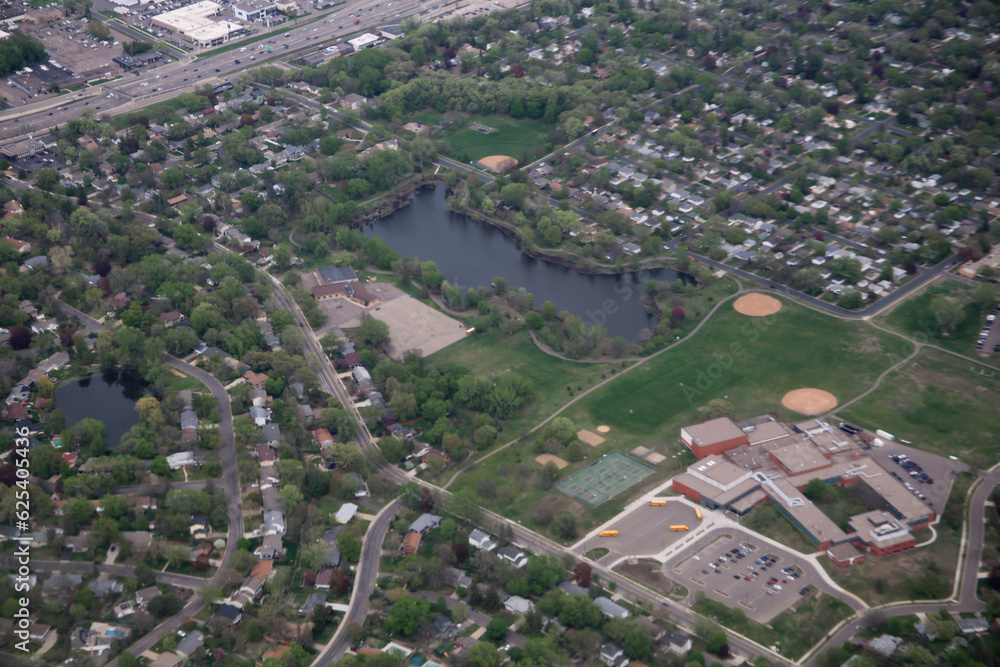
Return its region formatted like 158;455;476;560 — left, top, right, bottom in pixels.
300;592;327;615
88;579;125;599
175;630;204;657
594;596;629;619
408;514;442;534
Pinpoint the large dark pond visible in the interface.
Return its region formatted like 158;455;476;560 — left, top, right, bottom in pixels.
363;185;684;339
55;371;148;448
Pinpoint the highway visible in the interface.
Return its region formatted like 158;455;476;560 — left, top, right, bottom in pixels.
0;0;484;140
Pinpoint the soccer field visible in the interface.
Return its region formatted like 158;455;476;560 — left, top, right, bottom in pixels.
557;451;655;506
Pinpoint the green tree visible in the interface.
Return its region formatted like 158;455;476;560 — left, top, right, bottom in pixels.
466;641;502;667
486;617;509;642
929;297;964;335
337;530;362;563
384;595;431;637
149;456;171;477
357;316;391;349
973;283;996;312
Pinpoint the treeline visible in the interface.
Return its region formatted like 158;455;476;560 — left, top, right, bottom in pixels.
0;34;47;78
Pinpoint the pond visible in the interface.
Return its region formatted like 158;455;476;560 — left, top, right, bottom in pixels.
55;370;148;448
363;185;685;340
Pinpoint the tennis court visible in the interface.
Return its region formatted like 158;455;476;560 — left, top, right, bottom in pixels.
557;451;655;506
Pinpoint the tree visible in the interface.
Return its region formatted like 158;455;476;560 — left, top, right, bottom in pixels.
357;315;391;350
706;629;729;657
148;593;183;618
384;595;430;638
198;584;223;604
280;484;304;506
574;562;592;587
929;297;964;335
625;626;653;659
149;456;171;477
973;283;996;312
328;567;350;596
9;326;31;350
486;617;509;642
804;478;828;502
301;542;333;570
466;641;502;667
552;511;577;539
337;530;362;563
119;653;140;667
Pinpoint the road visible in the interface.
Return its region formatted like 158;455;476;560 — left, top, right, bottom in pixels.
310;500;400;666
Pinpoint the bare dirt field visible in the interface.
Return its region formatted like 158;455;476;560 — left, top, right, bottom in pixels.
535;454;568;469
324;281;466;360
782;388;838;415
733;293;783;316
577;429;605;447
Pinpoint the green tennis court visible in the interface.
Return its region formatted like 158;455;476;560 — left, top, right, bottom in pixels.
557;451;655;506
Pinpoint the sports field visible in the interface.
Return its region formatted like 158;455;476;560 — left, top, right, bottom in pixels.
568;298;912;447
444;115;554;162
556;451;654;506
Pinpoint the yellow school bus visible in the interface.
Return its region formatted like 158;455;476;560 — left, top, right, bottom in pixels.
650;500;667;506
669;525;689;532
695;507;703;520
599;530;619;537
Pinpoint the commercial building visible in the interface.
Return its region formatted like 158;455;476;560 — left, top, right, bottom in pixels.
233;0;276;22
152;1;242;47
349;33;382;51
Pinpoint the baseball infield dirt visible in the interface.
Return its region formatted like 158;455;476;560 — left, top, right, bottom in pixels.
733;293;783;316
535;454;568;469
781;388;838;415
577;430;606;447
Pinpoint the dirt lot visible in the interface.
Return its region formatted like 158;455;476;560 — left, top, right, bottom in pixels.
314;279;466;360
668;530;818;624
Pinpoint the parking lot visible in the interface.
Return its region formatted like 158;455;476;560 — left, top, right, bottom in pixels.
577;500;702;566
11;151;64;175
866;442;964;517
669;529;823;623
975;304;1000;356
26;20;128;81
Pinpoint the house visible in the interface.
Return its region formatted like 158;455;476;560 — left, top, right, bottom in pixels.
320;526;343;545
315;568;335;589
21;255;49;272
88;578;125;599
335;503;358;524
135;586;161;609
175;630;205;658
214;604;242;626
262;423;281;445
189;516;208;540
957;617;989;635
234;575;265;607
263;510;286;535
148;652;183;667
401;531;422;556
350;471;369;498
255;533;283;559
469;529;497;551
444;566;473;589
339;93;369;111
300;592;327;615
503;595;534;614
242;370;269;390
166;451;196;470
157;311;184;327
255;444;276;465
180;410;199;443
408;514;442;534
432;614;460;638
601;643;627;667
661;633;692;655
27;623;51;641
114;602;135;619
39;352;70;373
313;428;335;448
869;635;903;656
250;405;270;426
497;546;528;568
595;597;629;618
2;237;30;253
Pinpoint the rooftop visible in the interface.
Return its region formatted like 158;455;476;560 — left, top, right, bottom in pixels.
769;441;831;475
683;417;745;446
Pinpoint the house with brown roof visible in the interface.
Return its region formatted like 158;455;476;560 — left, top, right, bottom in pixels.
242;371;269;390
400;532;421;556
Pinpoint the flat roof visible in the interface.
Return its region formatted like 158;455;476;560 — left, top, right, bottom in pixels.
746;420;791;444
826;542;864;563
674;473;760;507
683;417;745;447
689;454;751;487
768;477;849;545
769;441;831;474
729;488;768;513
855;465;932;523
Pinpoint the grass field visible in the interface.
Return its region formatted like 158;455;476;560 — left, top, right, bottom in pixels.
739;503;819;555
566;297;912;453
841;348;1000;465
692;590;854;661
876;280;987;355
431;114;555;163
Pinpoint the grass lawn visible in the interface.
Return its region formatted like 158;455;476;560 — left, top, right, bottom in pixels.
840;348;1000;465
876;280;986;355
819;472;974;606
568;297;911;453
653;278;741;339
739;503;819;555
428;327;613;439
440;115;555;163
692;590;853;661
